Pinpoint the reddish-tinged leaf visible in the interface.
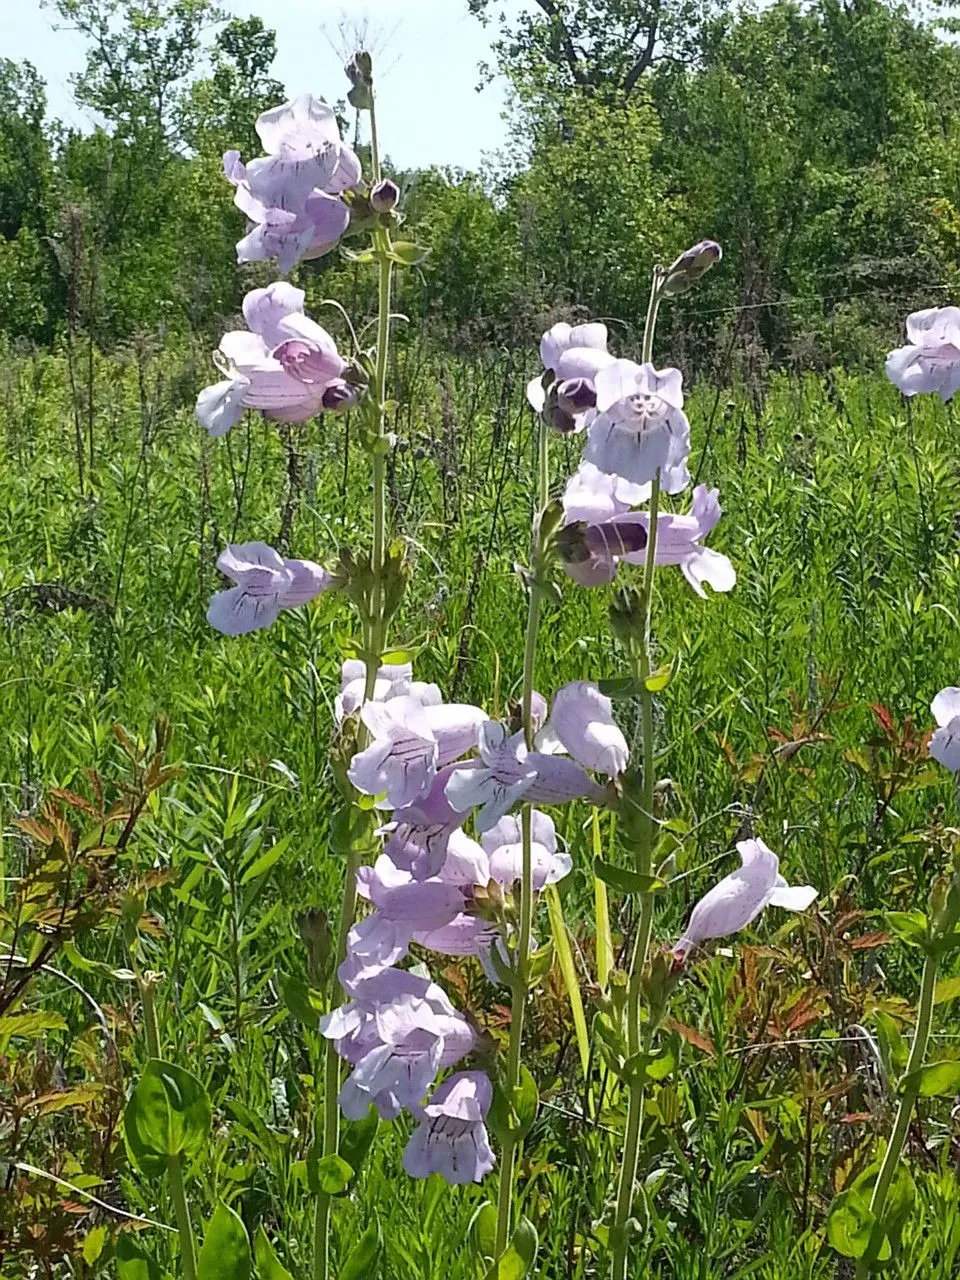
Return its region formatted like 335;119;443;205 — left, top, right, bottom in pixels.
870;703;896;737
839;1113;875;1125
665;1018;715;1057
16;816;55;844
48;788;99;817
850;931;892;951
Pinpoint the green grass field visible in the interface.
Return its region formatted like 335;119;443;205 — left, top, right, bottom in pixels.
3;338;960;1277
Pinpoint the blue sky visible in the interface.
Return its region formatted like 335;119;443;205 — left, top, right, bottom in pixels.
3;1;522;169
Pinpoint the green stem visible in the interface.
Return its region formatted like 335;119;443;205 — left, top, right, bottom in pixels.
141;976;161;1062
167;1154;198;1280
856;952;939;1278
494;421;549;1259
641;269;664;366
610;268;665;1280
313;842;362;1280
314;81;394;1280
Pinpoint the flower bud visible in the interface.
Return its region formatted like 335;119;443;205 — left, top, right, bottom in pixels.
346;51;374;111
556;376;596;415
297;907;333;986
370;178;400;214
662;239;722;297
321;379;361;413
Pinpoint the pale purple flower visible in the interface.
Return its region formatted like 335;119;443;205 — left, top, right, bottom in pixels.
337;911;410;992
930;687;960;772
480;809;571;889
403;1071;495;1184
207;541;333;636
561;483;735;597
335;659;441;724
381;766;467;879
196;284;347;436
662;240;723;297
673;838;817;961
445;721;604;832
356;855;465;934
349;696;489;809
224;95;361;272
562;461;651;522
319;968;474;1120
622;485;736;597
527;321;614;432
538;681;629;777
886;307;960;402
344;828;492;978
585;360;691;491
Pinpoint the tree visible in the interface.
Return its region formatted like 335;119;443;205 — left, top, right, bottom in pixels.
46;0;226;150
467;0;720;106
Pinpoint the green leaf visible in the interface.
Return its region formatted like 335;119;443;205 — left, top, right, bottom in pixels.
0;1011;67;1042
339;1218;382;1280
483;1219;538;1280
884;910;929;949
240;836;290;885
596;676;642;699
489;1066;539;1142
645;653;681;693
527;941;554;981
123;1059;212;1178
872;1012;907;1087
380;647;418;665
197;1202;250;1280
253;1226;293;1280
826;1187;876;1259
902;1058;960;1097
278;972;324;1026
593;857;664;896
934;975;960;1005
389;241;430;266
514;1067;539;1137
82;1224;108;1266
340;1106;379;1183
545;883;590;1075
301;1152;354;1195
116;1236;162;1280
646;1047;676;1081
470;1201;499;1260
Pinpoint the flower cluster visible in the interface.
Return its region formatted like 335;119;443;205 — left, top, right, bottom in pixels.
224;95;361;273
315;661;630;1181
529;319;736;596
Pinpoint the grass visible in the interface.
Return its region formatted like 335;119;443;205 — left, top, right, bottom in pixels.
2;331;960;1277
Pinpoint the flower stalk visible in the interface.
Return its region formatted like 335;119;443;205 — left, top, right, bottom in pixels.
314;69;395;1280
609;266;667;1280
494;417;549;1259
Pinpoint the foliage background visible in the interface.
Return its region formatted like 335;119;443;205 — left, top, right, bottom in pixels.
5;1;960;1277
